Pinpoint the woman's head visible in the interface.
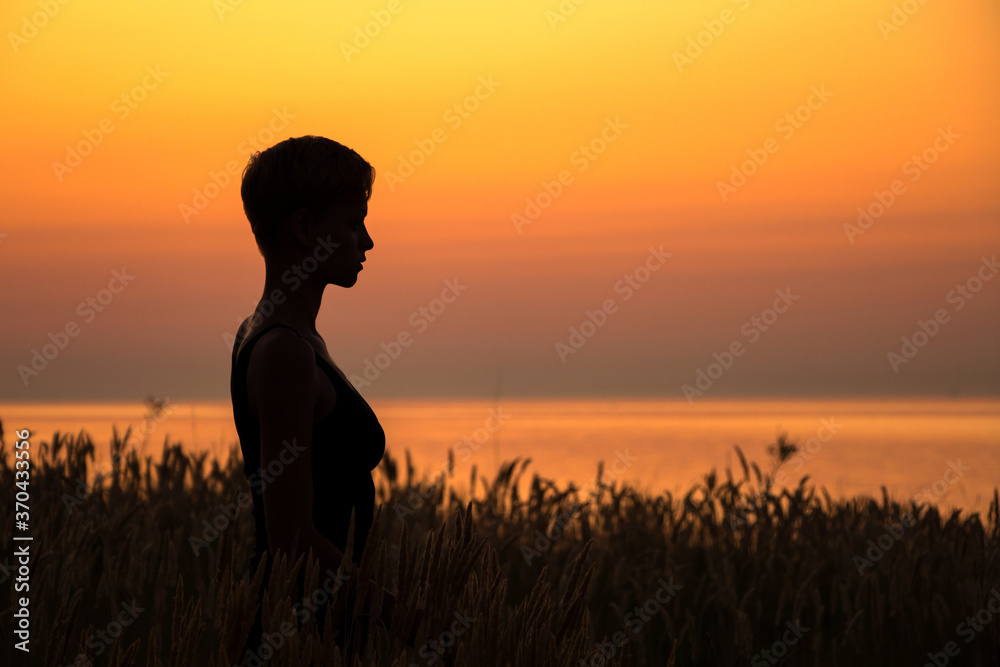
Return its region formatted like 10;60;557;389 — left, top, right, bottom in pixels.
241;135;376;259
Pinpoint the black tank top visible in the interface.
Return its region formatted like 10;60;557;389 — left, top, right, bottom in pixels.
230;319;386;566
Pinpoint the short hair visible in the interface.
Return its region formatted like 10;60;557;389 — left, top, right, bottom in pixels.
240;135;375;254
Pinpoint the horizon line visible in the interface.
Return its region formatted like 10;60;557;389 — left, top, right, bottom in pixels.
3;393;999;406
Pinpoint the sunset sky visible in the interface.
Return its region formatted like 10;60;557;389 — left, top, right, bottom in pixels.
1;0;998;401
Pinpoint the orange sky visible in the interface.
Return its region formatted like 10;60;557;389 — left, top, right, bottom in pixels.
1;0;998;400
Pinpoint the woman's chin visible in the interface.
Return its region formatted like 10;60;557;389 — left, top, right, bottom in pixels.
333;274;360;288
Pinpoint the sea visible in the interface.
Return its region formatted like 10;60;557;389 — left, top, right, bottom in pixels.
2;398;997;514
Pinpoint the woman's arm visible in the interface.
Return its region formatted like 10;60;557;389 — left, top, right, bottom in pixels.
248;328;353;576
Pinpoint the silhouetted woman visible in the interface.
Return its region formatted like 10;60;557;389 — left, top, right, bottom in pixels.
230;135;395;661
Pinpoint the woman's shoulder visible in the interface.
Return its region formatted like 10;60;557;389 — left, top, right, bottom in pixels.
244;321;316;374
241;316;308;344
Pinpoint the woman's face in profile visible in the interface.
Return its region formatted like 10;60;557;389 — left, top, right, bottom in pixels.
310;200;372;289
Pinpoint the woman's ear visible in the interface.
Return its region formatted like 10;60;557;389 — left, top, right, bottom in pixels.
285;207;314;247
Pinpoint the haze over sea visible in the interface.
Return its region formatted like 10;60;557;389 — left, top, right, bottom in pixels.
3;397;997;514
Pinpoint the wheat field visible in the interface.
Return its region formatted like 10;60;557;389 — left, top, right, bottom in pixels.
0;423;997;666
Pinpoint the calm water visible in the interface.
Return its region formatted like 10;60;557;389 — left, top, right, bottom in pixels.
2;398;998;513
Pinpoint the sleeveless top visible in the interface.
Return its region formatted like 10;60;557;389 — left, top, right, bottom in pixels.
230;319;386;567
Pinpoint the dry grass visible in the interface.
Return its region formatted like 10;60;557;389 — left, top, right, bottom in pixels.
0;425;997;666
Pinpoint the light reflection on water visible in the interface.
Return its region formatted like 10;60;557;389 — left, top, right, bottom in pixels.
2;397;997;513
